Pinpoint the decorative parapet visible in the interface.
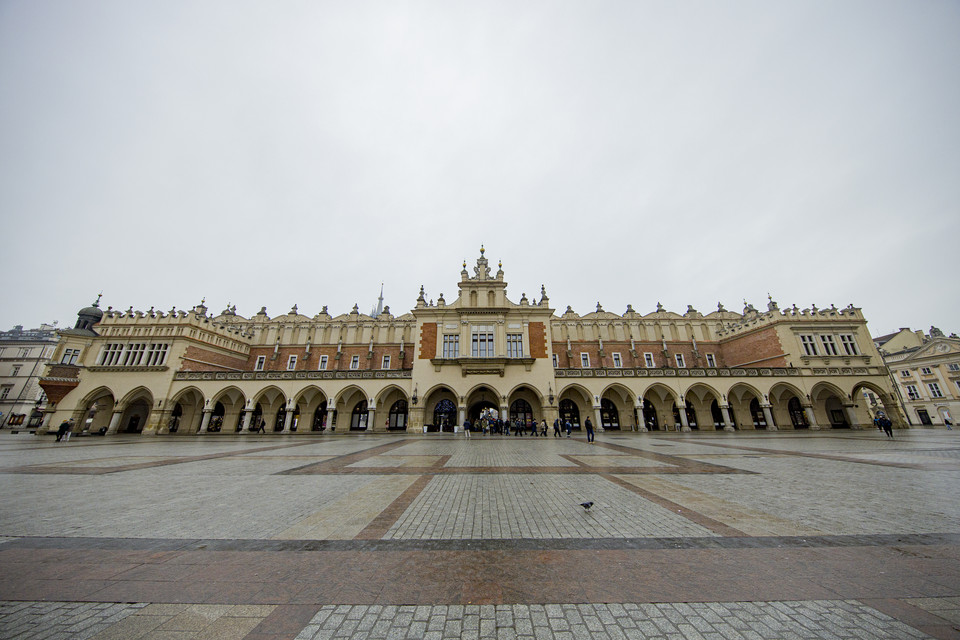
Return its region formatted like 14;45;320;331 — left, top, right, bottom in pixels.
555;366;882;378
173;370;413;382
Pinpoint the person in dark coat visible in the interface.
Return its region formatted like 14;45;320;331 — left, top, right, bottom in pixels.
585;416;595;443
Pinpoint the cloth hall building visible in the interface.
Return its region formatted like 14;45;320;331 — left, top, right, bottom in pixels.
38;248;904;437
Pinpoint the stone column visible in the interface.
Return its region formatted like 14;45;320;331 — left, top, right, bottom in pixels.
803;404;820;430
282;407;294;433
367;408;377;433
843;404;860;430
762;405;777;431
408;406;425;435
105;410;123;435
326;407;336;432
199;409;213;433
500;406;508;421
593;406;604;433
241;410;253;432
458;406;465;427
156;410;174;435
720;405;735;432
635;404;647;432
678;406;691;432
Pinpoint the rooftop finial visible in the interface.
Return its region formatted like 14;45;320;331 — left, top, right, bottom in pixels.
93;292;102;307
480;244;485;255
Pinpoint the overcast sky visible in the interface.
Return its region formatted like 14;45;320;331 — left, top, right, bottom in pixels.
1;1;957;338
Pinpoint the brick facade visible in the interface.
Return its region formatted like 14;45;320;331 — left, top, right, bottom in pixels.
529;322;547;358
181;346;248;372
419;323;437;359
719;326;787;367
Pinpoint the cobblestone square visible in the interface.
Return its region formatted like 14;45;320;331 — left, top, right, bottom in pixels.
1;429;958;638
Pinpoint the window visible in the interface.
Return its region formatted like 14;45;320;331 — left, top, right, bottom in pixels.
318;355;328;370
905;384;920;400
11;365;21;376
255;356;266;371
442;335;459;358
145;343;168;366
350;355;360;369
920;367;933;375
705;353;716;368
287;355;297;370
611;352;622;368
839;334;860;355
122;343;146;366
552;354;558;367
948;363;960;372
60;349;81;365
580;353;590;368
800;335;818;356
900;370;911;378
99;343;124;366
675;353;686;368
928;383;943;398
644;352;655;368
471;326;494;357
18;348;31;358
820;335;839;356
0;385;11;399
506;333;523;358
381;355;391;369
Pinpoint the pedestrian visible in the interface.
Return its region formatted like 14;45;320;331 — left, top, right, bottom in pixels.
514;419;523;436
63;419;74;442
565;419;572;438
553;419;561;438
463;419;471;439
540;419;548;437
528;419;538;437
585;416;595;443
881;416;893;438
504;419;510;436
56;419;69;442
256;417;265;434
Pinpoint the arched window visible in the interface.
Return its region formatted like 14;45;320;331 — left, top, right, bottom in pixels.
749;398;766;428
350;400;368;430
642;398;658;430
788;397;808;428
510;399;533;427
313;401;328;430
388;400;408;430
433;399;456;431
600;398;620;429
559;399;580;428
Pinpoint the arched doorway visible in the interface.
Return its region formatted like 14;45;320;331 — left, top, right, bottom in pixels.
122;399;150;433
350;400;368;430
642;399;659;430
600;398;620;429
388;400;408;430
252;403;264;431
559;398;581;429
710;400;724;430
210;401;226;432
672;401;698;430
788;397;808;428
274;406;287;432
289;406;301;431
510;399;533;428
169;403;183;433
433;399;456;432
313;402;328;430
749;398;767;429
825;396;848;427
469;400;498;423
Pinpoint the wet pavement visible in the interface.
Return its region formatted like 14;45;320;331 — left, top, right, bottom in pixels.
1;429;958;639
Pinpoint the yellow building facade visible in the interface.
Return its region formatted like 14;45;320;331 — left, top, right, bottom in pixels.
39;248;904;437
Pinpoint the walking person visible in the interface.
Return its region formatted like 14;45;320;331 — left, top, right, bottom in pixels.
463;419;472;439
565;419;572;438
585;416;595;443
553;419;561;438
540;419;548;437
63;419;74;442
514;418;523;436
256;417;266;434
56;419;70;442
880;416;894;438
528;419;538;437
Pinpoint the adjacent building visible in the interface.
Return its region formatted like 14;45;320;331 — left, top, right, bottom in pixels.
38;247;904;437
874;327;959;427
0;324;58;429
